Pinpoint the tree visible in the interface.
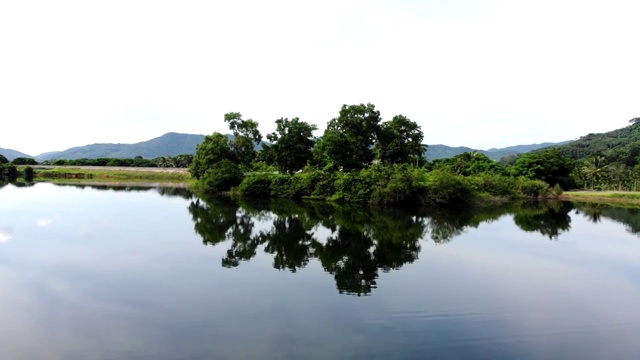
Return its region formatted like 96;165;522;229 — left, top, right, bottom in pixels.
190;133;236;180
510;149;575;188
581;156;609;189
375;115;425;165
0;154;8;164
156;157;175;168
173;154;194;168
224;112;262;167
266;117;317;174
11;157;37;165
320;103;382;170
201;159;244;192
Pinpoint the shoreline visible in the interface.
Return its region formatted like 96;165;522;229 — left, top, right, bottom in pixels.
561;191;640;206
31;166;192;183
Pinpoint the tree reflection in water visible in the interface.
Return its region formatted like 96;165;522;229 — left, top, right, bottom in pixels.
189;195;580;296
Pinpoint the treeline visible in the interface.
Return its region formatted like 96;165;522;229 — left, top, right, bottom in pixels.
0;155;33;182
191;104;569;205
41;154;194;168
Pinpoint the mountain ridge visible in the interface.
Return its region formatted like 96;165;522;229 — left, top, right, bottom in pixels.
2;133;571;162
0;147;33;161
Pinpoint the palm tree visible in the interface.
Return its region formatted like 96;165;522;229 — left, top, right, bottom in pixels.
581;156;608;190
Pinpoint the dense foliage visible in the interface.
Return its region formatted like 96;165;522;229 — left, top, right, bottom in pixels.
538;119;640;191
190;104;564;205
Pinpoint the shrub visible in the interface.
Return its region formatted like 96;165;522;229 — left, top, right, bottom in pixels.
200;159;244;192
237;173;274;198
552;183;563;197
517;178;550;198
465;174;518;198
270;174;310;199
331;171;376;203
424;171;474;206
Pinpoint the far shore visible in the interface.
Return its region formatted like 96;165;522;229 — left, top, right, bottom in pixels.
29;165;193;184
561;191;640;206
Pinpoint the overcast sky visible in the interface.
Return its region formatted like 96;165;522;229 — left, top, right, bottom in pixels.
1;0;639;156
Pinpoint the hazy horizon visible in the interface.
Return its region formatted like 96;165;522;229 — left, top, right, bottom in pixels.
2;0;638;155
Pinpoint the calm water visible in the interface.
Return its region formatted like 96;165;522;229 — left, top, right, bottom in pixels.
1;182;640;359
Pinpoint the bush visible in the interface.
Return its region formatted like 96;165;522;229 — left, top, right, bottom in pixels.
308;171;336;198
465;174;518;198
270;174;308;198
331;171;376;203
552;183;563;197
237;173;274;198
199;159;244;192
517;178;550;198
424;171;474;206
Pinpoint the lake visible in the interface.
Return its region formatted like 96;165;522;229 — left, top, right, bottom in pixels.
1;182;639;359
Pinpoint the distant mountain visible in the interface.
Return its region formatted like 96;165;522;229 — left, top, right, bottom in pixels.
426;141;570;161
35;132;268;161
0;147;33;161
30;131;570;163
36;133;206;161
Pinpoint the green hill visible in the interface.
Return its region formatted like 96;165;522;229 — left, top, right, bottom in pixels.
426;142;569;161
550;121;640;167
34;133;268;162
0;147;33;161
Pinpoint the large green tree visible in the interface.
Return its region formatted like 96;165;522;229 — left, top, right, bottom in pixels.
510;148;575;188
320;103;382;170
224;112;262;167
190;132;236;180
266;117;317;174
375;115;425;165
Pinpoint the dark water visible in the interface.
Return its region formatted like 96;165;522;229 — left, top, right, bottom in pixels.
1;182;640;359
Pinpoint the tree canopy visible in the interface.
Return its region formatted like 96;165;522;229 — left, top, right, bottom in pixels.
319;103;382;170
266;117;317;174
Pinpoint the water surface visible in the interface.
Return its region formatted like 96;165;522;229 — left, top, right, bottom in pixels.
1;182;639;359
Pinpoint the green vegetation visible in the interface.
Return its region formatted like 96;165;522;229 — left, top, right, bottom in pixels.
43;154;193;168
533;118;640;191
562;191;640;205
191;103;563;206
35;167;190;182
11;157;38;165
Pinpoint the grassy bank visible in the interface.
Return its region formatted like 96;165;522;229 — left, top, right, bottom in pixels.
33;166;192;183
561;191;640;206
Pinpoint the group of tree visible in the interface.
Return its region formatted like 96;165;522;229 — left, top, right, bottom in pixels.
42;154;194;168
190;103;575;205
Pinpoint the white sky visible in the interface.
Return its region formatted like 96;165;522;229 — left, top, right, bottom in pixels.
1;0;639;156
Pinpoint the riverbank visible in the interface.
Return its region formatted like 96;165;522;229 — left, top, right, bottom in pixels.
31;165;192;183
561;191;640;206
